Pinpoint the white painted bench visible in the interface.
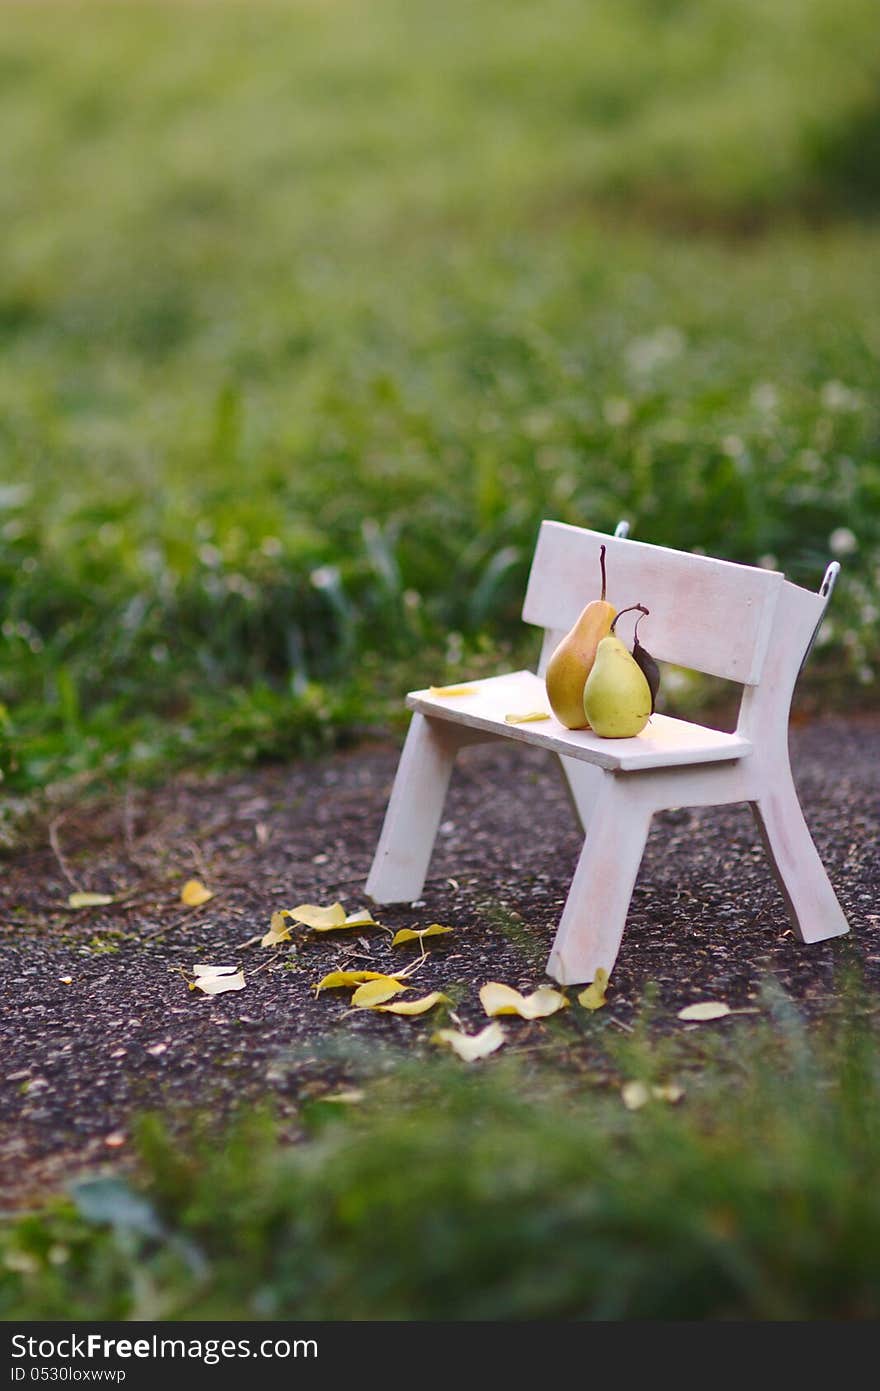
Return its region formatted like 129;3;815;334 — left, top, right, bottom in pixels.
366;520;849;984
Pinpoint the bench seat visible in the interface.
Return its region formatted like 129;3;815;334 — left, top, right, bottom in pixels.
408;670;752;773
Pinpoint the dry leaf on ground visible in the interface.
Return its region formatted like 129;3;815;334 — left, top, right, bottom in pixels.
338;908;378;929
191;965;245;996
432;1022;506;1061
391;924;454;946
377;992;450;1016
261;910;293;947
578;968;609;1011
287;903;377;932
677;1002;732;1022
480;982;568;1019
652;1084;685;1104
621;1080;651;1111
288;902;347;929
314;970;397;995
181;879;213;907
67;892;114;909
622;1080;685;1110
351;977;409;1008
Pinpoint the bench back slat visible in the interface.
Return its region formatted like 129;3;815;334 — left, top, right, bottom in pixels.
522;521;785;686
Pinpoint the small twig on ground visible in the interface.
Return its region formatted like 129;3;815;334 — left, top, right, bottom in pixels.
141;905;207;942
608;1017;634;1033
123;785;138;861
181;838;213;884
338;946;378;966
394;949;429;979
63;881;173;913
89;890;169;914
250;951;285;975
48;813;82;892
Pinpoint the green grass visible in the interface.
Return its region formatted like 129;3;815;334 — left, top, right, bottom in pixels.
4;980;879;1320
1;0;878;796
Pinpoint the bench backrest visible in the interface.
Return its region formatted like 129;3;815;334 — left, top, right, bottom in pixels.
523;521;786;686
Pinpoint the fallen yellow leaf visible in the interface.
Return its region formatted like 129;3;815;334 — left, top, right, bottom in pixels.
503;711;551;724
261;910;293;947
391;924;454;947
67;892;114;909
191;965;245;996
286;903;378;933
288;902;347;929
621;1080;651;1111
578;968;609;1011
479;982;569;1019
351;977;409;1008
314;970;397;995
181;879;213;908
432;1023;506;1061
677;1002;732;1022
428;684;477;697
652;1083;685;1104
622;1080;685;1110
377;992;451;1015
340;908;378;929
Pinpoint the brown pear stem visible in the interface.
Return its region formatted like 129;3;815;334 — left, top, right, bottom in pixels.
599;544;607;602
610;603;649;636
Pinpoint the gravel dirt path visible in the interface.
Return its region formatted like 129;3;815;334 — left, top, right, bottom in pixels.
1;714;877;1206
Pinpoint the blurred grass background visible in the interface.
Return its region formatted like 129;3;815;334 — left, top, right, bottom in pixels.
1;0;879;796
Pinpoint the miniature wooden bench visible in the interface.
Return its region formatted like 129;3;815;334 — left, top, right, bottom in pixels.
366;520;849;983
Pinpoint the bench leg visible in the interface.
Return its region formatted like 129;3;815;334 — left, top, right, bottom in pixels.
750;773;849;944
366;714;480;905
546;774;653;985
556;755;604;835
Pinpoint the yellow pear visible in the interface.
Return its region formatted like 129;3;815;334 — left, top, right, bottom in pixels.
582;605;652;738
545;544;616;729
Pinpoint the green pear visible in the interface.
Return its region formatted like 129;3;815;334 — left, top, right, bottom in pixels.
582;605;652;738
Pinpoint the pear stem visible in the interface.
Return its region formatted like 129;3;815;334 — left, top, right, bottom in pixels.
610;603;649;636
599;544;607;602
